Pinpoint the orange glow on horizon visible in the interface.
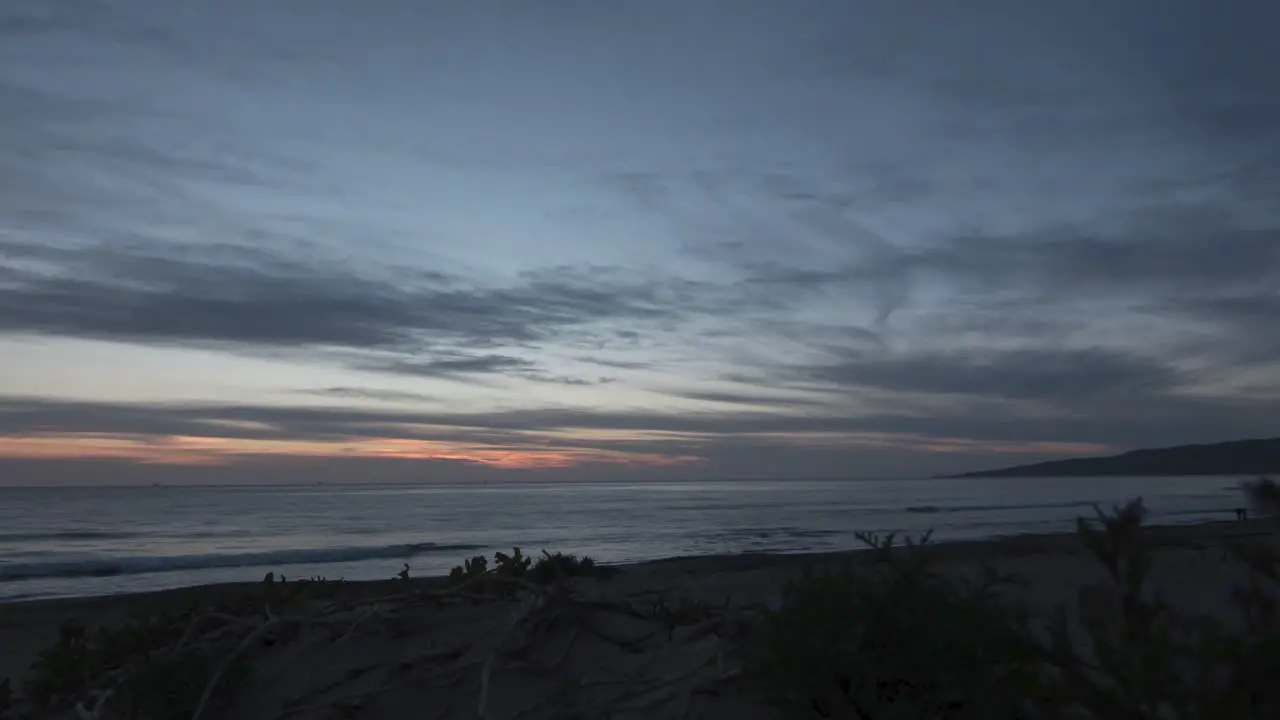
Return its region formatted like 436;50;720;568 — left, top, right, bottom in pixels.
0;427;1110;473
0;432;705;469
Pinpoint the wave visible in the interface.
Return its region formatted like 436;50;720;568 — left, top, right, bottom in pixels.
0;530;141;543
712;527;842;541
904;500;1093;515
0;542;487;582
1163;506;1240;517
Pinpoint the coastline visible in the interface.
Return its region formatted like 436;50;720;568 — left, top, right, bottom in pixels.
3;516;1276;717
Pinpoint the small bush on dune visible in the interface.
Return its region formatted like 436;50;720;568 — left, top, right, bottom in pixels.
445;547;610;588
447;553;491;583
528;550;607;584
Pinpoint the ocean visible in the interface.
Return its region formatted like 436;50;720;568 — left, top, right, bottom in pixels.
0;476;1248;602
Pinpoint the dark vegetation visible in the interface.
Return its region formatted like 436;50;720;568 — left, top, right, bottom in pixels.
445;547;611;587
3;493;1279;719
1243;476;1280;517
947;437;1280;477
752;496;1280;719
1;551;611;719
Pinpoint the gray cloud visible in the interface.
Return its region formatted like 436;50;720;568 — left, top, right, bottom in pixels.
1;245;423;348
574;357;654;372
667;389;832;410
342;352;619;387
798;348;1180;404
0;0;109;38
0;240;726;357
2;377;1273;462
2;0;1278;482
300;387;438;403
368;354;535;378
529;375;617;387
697;199;1280;354
731;204;1279;298
1164;293;1280;364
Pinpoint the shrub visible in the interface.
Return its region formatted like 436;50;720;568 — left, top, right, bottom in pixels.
1243;477;1280;518
447;554;491;584
493;547;533;578
751;498;1280;719
108;646;252;720
750;530;1045;718
528;551;607;584
19;610;251;718
446;548;609;587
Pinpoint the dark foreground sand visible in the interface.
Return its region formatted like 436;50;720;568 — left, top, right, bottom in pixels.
2;518;1277;719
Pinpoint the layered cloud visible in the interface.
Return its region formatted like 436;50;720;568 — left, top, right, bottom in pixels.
1;0;1276;482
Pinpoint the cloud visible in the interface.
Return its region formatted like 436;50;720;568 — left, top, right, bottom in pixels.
1;240;425;348
667;389;833;410
3;0;1278;484
0;396;717;479
798;348;1181;403
1165;293;1280;364
360;351;617;385
367;354;535;379
746;206;1277;301
526;375;617;386
683;193;1278;351
2;374;1273;476
0;0;109;39
575;356;653;371
0;240;732;358
300;387;438;404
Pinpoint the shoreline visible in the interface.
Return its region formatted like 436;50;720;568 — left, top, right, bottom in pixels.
0;513;1254;608
3;516;1276;717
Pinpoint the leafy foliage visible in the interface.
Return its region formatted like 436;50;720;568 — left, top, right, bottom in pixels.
108;647;252;720
19;607;250;719
528;550;608;584
751;529;1044;718
447;553;490;583
751;498;1280;719
446;548;609;587
15;572;356;717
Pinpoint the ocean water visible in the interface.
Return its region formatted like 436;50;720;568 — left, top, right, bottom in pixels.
0;476;1247;602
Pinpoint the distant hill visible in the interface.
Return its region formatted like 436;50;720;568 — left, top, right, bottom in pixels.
946;438;1280;478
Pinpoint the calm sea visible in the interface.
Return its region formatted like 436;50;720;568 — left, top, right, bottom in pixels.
0;476;1247;602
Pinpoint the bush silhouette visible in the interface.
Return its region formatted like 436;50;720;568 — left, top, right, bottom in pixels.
751;498;1280;719
1243;476;1280;518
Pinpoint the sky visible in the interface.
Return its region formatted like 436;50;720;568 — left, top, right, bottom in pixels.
1;0;1277;485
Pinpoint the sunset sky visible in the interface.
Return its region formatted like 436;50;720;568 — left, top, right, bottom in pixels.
1;0;1276;484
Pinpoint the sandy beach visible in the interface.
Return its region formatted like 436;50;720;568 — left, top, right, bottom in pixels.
2;517;1277;719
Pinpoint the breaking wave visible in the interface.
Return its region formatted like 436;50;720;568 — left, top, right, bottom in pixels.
0;542;486;582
